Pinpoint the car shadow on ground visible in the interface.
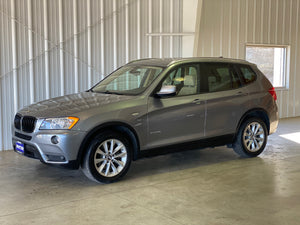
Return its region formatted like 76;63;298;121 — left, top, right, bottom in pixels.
21;145;252;188
124;146;240;180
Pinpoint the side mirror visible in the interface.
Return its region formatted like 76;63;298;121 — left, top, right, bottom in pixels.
156;85;176;97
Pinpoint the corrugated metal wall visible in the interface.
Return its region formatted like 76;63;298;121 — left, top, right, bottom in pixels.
0;0;183;150
194;0;300;119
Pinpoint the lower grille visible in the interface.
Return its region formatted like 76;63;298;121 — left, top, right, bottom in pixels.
15;132;32;141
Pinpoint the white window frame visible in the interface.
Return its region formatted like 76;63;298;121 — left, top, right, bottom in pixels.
245;44;290;90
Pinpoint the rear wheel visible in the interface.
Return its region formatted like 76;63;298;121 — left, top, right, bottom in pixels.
82;131;132;183
233;118;268;157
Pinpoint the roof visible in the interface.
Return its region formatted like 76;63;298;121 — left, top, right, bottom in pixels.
127;57;254;67
127;58;176;67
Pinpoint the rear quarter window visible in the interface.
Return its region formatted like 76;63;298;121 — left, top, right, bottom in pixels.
237;65;257;84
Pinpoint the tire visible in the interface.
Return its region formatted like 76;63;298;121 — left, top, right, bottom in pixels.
82;131;132;183
233;118;268;158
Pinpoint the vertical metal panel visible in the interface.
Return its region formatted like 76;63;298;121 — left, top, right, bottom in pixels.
137;0;141;59
228;0;232;57
43;0;50;99
140;0;147;58
0;0;15;151
159;0;163;58
125;0;129;62
87;0;92;87
113;0;117;69
103;1;113;74
100;0;105;79
73;0;79;92
170;0;173;57
195;0;300;119
260;0;264;43
148;0;152;57
28;0;34;103
236;0;241;58
15;0;29;109
11;0;18;113
58;0;65;95
293;0;299;117
219;0;223;56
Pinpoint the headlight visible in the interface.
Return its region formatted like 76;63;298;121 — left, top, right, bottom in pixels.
39;117;79;130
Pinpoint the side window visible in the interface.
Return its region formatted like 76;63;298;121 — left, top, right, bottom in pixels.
200;63;242;93
161;65;199;96
238;65;257;84
231;66;242;88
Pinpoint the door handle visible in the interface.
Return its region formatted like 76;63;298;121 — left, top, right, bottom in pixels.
192;99;202;104
236;91;248;96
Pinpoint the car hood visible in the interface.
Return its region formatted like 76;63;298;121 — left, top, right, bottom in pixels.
18;92;135;118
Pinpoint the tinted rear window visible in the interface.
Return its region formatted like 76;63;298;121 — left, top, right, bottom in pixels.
237;65;257;84
199;63;242;93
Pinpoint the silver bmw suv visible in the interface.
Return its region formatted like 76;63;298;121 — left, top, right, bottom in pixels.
12;58;278;183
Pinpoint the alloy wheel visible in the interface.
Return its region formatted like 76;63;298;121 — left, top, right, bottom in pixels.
242;122;265;152
94;139;128;177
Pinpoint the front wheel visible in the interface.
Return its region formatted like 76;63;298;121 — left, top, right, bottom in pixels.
233;118;268;157
82;131;132;183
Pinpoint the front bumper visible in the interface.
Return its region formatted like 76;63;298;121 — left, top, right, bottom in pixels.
12;128;86;164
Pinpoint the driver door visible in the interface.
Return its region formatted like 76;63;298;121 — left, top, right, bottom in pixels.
146;64;206;149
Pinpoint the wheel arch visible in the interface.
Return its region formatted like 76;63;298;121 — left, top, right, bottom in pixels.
76;122;140;168
234;108;270;141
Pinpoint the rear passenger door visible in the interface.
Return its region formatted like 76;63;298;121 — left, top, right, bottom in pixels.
200;63;249;138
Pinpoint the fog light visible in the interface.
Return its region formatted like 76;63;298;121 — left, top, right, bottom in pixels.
51;135;59;144
46;154;66;162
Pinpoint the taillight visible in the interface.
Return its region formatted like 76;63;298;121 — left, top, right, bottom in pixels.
268;87;277;101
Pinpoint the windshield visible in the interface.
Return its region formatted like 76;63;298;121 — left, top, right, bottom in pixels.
92;65;163;95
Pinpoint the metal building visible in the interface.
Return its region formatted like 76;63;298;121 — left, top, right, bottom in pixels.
0;0;197;150
1;0;300;151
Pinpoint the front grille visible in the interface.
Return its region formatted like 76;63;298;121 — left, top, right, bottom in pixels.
22;116;36;133
14;114;37;133
14;114;21;130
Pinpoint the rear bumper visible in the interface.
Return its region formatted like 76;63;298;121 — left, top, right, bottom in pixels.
269;117;278;134
269;101;279;135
